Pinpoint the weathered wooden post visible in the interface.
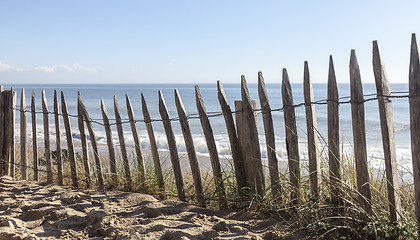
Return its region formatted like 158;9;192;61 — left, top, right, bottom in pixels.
258;72;281;197
20;88;28;180
114;96;132;189
54;90;63;185
42;90;52;182
61;92;78;188
217;81;247;195
328;56;342;206
158;90;186;201
141;93;165;191
195;85;227;209
2;90;11;175
10;90;16;178
349;50;372;216
0;86;4;175
372;40;402;222
31;90;38;181
408;33;420;237
78;92;91;188
126;95;146;184
282;69;301;205
78;94;104;191
175;89;206;207
101;99;117;183
303;62;321;200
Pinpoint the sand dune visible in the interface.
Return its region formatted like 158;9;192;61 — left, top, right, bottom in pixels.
0;176;298;239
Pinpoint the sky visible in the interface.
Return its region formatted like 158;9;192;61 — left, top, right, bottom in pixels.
1;1;420;84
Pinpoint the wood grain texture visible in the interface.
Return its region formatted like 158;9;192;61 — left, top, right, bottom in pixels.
327;56;342;206
0;86;4;175
258;72;281;196
303;62;321;200
282;69;301;205
42;90;52;182
78;92;91;188
31;90;38;181
408;33;420;237
126;95;145;183
53;90;63;185
372;40;402;222
141;93;164;190
78;94;104;191
195;85;227;209
101;99;117;182
61;92;78;188
349;50;372;216
158;90;186;201
10;90;16;178
2;91;12;176
20;88;28;180
114;96;132;189
217;81;247;194
175;89;205;207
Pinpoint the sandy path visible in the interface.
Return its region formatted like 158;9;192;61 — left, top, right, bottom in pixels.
0;176;292;240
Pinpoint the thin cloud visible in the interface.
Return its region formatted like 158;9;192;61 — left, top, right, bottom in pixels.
34;62;97;73
0;61;24;72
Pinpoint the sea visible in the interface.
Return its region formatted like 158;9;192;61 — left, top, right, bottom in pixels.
3;83;414;181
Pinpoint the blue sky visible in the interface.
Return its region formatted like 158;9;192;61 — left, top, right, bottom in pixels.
1;1;419;84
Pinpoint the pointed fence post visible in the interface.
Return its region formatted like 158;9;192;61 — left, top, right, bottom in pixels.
303;62;321;200
54;90;63;185
10;90;16;178
31;91;38;181
126;95;146;184
241;76;264;196
78;94;104;191
114;96;132;189
408;33;420;237
78;92;91;188
141;94;165;191
101;99;117;183
217;81;247;195
20;88;28;180
282;69;301;205
327;56;342;206
2;90;12;176
175;89;206;207
372;40;402;222
195;85;227;209
61;92;78;188
0;86;4;175
42;90;52;182
350;50;372;216
158;90;186;202
258;72;281;197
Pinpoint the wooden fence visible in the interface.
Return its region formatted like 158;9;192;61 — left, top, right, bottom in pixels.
1;35;420;236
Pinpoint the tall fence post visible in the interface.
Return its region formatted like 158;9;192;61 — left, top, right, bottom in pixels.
31;90;38;181
42;90;52;182
282;69;301;205
217;81;247;195
408;33;420;237
114;96;132;189
258;72;281;197
54;90;63;185
141;94;165;192
195;85;227;209
101;99;117;184
20;88;28;180
303;62;321;200
2;90;11;176
61;92;78;188
240;76;264;196
126;95;146;184
78;94;104;191
349;50;372;217
175;89;206;207
78;92;91;188
158;90;186;202
372;40;402;222
10;90;16;178
0;86;4;175
328;56;342;206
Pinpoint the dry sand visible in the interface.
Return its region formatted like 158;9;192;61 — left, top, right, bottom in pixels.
0;176;298;240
